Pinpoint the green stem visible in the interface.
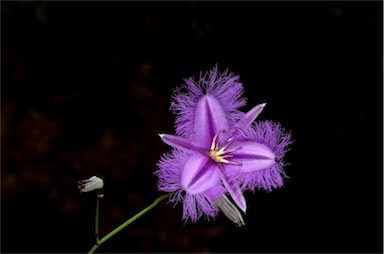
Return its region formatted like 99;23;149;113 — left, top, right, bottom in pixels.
95;192;101;243
87;192;173;254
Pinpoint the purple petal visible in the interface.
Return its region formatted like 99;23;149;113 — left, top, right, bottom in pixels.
181;154;220;194
244;103;267;126
217;166;247;213
171;66;246;144
159;133;198;152
156;149;187;193
253;120;293;160
228;120;292;192
227;141;276;172
194;95;229;148
229;164;286;192
156;150;222;222
183;192;220;222
205;185;227;201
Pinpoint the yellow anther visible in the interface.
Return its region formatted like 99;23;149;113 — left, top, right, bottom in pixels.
207;132;241;166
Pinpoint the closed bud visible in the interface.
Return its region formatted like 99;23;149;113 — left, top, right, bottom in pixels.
78;176;104;193
216;195;245;227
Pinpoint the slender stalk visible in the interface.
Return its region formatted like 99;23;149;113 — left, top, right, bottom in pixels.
95;192;102;244
87;192;173;254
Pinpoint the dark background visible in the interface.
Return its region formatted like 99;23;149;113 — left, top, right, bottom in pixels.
1;1;382;253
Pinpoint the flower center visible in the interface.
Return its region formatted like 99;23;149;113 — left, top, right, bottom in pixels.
207;131;240;165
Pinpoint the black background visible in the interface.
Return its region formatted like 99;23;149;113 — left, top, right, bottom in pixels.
1;1;383;253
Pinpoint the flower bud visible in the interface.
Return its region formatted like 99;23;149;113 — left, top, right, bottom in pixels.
78;176;104;193
216;195;245;227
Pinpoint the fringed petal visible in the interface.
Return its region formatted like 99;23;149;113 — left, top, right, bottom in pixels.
182;192;220;222
226;141;276;172
181;153;220;194
156;150;222;222
230;120;293;191
194;95;229;148
170;65;246;141
155;149;187;193
232;163;286;192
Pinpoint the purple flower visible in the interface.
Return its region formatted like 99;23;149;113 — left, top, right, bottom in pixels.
156;66;292;223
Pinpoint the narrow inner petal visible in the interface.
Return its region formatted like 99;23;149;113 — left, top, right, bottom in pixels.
244;103;267;126
217;166;247;213
181;154;220;194
159;133;199;152
227;141;276;172
194;95;229;148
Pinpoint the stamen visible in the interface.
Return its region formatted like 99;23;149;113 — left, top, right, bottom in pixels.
226;146;243;154
210;132;220;151
221;136;236;151
207;131;241;166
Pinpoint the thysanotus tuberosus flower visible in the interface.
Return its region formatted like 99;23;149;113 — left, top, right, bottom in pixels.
156;66;292;223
